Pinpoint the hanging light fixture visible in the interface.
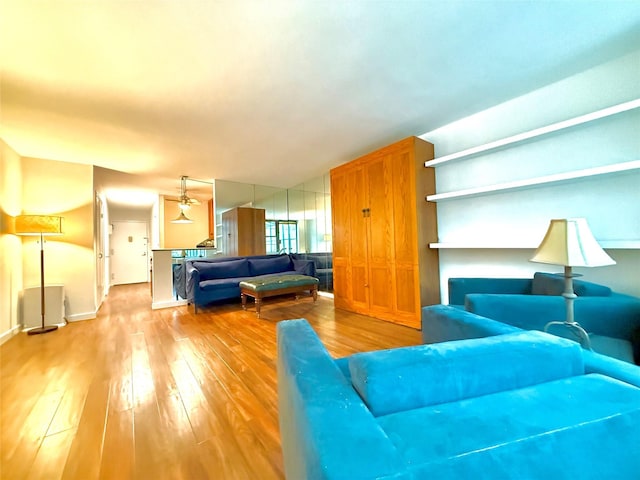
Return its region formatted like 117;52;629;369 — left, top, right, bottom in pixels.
171;176;194;224
171;211;193;223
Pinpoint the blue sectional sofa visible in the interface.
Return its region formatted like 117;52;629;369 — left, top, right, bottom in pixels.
277;319;640;479
185;254;316;312
446;272;640;364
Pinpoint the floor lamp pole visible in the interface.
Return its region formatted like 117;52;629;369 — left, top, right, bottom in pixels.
28;233;58;335
544;265;591;350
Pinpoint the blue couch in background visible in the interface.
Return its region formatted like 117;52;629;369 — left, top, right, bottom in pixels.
185;254;316;312
277;319;640;479
445;272;640;364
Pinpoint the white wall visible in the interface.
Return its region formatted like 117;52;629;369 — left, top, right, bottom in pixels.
0;140;23;343
162;196;210;248
420;49;640;301
21;157;97;320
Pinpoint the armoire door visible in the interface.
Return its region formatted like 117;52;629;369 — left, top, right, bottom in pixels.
348;164;369;313
365;154;395;317
331;169;351;310
390;147;421;323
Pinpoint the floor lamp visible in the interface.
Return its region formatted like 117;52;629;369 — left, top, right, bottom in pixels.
15;215;64;335
530;218;615;349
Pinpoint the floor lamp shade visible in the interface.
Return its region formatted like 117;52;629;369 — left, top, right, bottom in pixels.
15;215;64;335
15;215;64;236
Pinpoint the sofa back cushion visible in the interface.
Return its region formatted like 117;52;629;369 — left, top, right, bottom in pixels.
193;258;250;281
249;255;292;276
348;331;584;417
531;272;611;297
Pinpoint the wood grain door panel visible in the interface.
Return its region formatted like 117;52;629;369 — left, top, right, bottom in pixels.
368;264;393;314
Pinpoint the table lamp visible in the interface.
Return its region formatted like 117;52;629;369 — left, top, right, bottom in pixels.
15;215;64;335
530;218;615;348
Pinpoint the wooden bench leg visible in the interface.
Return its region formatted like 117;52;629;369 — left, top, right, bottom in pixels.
241;293;247;310
312;286;318;302
255;296;262;318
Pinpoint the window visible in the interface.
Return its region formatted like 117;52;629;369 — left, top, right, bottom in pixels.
265;220;298;254
265;220;277;254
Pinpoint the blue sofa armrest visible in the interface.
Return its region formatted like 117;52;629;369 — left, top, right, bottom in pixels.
422;305;520;344
583;350;640;388
448;277;532;305
185;261;200;302
292;258;316;277
277;319;405;480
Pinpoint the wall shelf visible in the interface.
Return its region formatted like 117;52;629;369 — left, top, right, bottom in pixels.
424;98;640;168
429;240;640;250
426;159;640;202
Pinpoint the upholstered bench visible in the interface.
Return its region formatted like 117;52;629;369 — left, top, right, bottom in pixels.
240;274;319;317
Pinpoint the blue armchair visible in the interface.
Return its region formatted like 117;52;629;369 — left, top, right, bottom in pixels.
445;272;640;364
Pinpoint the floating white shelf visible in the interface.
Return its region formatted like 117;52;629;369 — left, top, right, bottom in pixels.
426;159;640;202
424;98;640;168
430;240;640;250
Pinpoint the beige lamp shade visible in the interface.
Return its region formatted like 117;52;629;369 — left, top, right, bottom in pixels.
530;218;615;267
15;215;64;236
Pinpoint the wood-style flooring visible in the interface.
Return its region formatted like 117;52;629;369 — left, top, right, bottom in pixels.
1;283;422;479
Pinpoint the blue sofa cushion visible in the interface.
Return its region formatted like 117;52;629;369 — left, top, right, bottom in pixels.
377;374;640;477
248;255;292;276
589;335;634;364
531;272;612;297
348;331;584;417
193;259;250;280
199;277;247;291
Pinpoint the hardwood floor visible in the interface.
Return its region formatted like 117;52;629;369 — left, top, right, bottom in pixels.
1;283;422;479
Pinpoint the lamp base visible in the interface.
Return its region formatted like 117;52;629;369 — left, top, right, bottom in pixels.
544;320;592;350
27;325;59;335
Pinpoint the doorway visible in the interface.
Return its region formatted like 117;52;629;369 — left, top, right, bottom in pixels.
110;221;149;285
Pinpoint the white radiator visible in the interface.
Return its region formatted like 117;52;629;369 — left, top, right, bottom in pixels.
22;285;66;329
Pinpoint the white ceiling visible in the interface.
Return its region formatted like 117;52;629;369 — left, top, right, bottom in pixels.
2;1;639;202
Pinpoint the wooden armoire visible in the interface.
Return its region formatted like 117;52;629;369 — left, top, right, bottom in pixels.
221;207;266;256
330;136;440;328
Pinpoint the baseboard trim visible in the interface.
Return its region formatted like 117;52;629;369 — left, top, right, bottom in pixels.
152;299;188;310
66;311;98;322
0;324;23;345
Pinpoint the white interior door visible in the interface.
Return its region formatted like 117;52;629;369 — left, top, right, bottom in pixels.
95;194;106;304
111;221;149;285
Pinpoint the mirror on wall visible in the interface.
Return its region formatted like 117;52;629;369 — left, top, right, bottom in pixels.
214;173;332;291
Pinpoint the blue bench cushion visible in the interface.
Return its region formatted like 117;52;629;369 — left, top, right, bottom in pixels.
532;272;612;297
348;331;583;417
248;255;292;276
193;258;250;280
378;374;640;477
